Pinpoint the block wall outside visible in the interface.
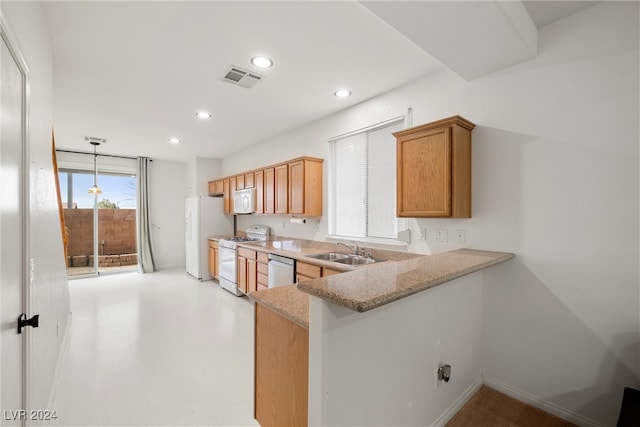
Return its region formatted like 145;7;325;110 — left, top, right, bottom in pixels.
63;208;137;266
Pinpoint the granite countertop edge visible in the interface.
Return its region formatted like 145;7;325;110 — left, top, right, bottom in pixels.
249;285;309;329
296;249;515;313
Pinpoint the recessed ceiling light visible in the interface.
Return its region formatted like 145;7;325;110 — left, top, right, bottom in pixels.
334;89;352;98
251;56;273;69
168;138;181;144
196;111;212;119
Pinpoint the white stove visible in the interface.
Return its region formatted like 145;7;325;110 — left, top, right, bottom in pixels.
218;225;270;296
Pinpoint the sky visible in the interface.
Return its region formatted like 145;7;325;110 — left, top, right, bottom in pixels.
59;171;137;209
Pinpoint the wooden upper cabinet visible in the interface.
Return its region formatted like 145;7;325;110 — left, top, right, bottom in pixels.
395;116;474;218
264;168;275;214
275;164;288;215
236;174;245;190
254;170;264;214
245;173;254;189
208;180;224;196
210;156;323;217
288;158;323;217
223;179;231;214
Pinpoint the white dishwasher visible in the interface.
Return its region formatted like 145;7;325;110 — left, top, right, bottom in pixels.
268;254;295;288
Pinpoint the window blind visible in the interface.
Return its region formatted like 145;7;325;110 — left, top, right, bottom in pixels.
329;117;407;242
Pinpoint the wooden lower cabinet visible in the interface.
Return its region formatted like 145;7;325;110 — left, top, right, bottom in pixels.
255;303;308;427
208;240;219;279
296;261;341;283
257;252;269;291
237;247;257;294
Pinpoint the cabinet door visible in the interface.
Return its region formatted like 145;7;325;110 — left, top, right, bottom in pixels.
208;247;216;278
245;173;254;189
275;164;288;214
322;268;340;277
397;127;452;217
223;179;231;214
296;261;321;279
255;170;264;214
236;175;245;190
264;167;275;214
237;256;247;294
247;258;257;293
288;160;304;214
208;181;216;196
214;248;219;279
215;180;223;195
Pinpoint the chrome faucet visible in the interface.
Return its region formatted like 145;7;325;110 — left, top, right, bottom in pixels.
337;241;359;255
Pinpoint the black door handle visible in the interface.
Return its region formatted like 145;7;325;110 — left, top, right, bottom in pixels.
17;313;39;334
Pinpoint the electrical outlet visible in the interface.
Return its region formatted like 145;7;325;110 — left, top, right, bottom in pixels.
435;229;448;242
455;230;465;244
419;228;427;240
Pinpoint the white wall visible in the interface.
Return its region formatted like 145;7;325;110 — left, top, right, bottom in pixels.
226;3;639;425
0;0;72;412
308;272;484;426
185;157;222;197
149;159;186;269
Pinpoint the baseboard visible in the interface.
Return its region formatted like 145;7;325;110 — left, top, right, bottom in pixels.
484;377;607;427
46;311;71;412
431;376;484;427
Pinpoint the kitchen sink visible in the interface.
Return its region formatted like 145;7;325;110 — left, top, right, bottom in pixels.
332;256;381;266
307;252;385;266
306;252;350;261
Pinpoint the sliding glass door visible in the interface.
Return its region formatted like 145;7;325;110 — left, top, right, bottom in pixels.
59;169;137;276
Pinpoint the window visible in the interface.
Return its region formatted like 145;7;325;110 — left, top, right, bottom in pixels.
328;117;407;243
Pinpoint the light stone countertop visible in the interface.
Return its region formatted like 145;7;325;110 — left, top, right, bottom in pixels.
250;285;309;329
248;241;513;325
296;249;514;312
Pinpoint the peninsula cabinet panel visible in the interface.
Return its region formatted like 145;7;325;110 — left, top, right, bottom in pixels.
275;164;288;215
255;303;308;427
264;168;275;214
395;116;474;218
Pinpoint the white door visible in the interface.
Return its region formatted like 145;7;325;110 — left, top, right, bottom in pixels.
1;22;28;426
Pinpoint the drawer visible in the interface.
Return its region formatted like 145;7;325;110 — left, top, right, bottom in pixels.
257;272;268;286
296;261;321;279
257;262;268;275
209;240;219;249
257;252;269;263
323;268;341;277
238;247;257;259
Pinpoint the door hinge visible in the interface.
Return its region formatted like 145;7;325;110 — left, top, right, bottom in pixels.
17;313;39;334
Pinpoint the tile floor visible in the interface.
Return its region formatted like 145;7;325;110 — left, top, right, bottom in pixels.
47;268;259;426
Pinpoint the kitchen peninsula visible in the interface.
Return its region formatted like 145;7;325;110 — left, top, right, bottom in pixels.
247;240;513;427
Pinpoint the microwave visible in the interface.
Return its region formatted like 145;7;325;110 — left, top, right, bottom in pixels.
233;188;256;214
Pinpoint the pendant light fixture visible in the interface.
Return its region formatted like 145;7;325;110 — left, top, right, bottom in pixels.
86;137;104;195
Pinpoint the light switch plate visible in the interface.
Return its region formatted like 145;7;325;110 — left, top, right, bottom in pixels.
435;229;448;242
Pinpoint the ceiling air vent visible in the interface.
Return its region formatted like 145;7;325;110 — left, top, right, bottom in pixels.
222;66;263;88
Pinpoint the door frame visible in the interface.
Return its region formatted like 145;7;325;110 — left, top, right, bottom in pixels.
1;10;32;422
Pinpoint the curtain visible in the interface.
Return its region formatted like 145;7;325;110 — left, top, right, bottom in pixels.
137;157;156;273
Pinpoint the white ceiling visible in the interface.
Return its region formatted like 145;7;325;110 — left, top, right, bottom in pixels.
42;1;599;162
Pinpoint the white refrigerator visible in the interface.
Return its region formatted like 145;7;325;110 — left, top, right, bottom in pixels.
185;196;233;280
